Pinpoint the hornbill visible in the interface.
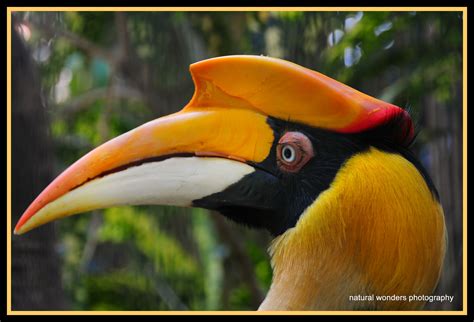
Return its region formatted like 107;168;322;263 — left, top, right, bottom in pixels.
14;55;446;311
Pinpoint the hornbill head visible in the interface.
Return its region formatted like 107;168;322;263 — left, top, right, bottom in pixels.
15;56;446;311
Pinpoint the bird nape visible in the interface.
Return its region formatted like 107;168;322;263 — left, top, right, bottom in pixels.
14;55;446;311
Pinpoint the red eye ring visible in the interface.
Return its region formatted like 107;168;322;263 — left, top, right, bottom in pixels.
276;132;314;173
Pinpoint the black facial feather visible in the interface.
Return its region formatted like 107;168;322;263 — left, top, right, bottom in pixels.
194;117;369;236
194;114;439;237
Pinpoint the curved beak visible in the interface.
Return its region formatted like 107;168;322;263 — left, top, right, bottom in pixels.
14;107;274;234
15;54;408;235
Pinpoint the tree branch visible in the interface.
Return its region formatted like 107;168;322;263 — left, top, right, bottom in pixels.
27;19;116;63
144;264;189;310
211;214;265;308
53;84;144;121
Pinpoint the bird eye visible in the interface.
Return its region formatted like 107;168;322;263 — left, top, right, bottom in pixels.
281;145;296;163
277;131;314;173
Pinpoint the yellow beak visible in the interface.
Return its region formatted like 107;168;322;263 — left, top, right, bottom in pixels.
14;107;274;234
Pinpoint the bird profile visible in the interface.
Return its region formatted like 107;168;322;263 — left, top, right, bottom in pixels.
14;55;446;311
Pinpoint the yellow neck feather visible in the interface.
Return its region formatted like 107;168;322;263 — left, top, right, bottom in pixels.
259;147;446;311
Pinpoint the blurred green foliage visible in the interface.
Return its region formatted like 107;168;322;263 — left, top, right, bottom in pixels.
14;10;462;310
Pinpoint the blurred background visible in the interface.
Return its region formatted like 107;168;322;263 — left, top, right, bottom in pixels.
11;11;463;311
